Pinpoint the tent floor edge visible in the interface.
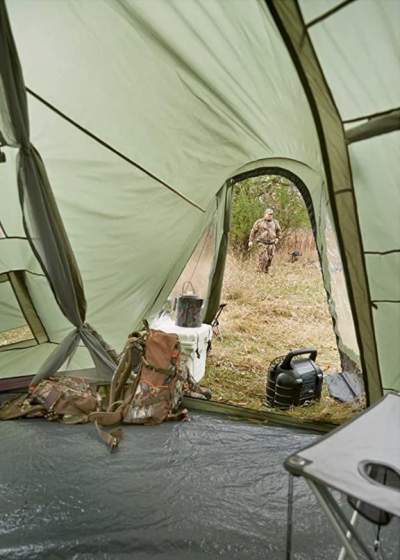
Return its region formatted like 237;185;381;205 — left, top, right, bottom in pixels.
183;397;336;433
0;375;336;433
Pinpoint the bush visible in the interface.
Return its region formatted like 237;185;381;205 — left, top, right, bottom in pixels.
230;183;264;253
230;175;310;254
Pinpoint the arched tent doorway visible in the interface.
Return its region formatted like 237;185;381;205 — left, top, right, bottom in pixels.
167;156;361;414
203;158;359;381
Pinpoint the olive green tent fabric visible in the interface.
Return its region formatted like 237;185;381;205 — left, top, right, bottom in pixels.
0;0;326;380
300;0;399;121
204;185;232;325
0;0;117;381
269;0;382;402
300;0;400;393
0;0;397;400
349;133;400;391
0;279;29;333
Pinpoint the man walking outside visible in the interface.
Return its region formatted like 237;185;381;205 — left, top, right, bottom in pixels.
248;208;281;273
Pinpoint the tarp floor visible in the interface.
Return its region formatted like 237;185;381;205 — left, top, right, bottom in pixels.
0;413;398;559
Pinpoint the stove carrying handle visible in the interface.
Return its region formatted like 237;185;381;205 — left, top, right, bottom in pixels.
281;348;318;370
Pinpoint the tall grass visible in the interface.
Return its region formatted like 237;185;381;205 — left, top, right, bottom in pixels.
204;243;362;424
279;228;317;258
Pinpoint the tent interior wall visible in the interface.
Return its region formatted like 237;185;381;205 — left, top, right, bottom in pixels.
297;0;400;396
0;0;399;405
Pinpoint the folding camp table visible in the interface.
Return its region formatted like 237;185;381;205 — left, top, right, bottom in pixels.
285;393;400;559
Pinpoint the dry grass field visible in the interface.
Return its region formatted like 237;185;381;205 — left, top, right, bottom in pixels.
0;325;33;347
204;237;362;424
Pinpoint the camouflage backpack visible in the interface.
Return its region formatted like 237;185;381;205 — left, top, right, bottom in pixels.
0;376;99;424
90;328;188;447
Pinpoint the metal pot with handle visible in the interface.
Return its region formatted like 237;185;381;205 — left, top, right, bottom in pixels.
175;282;204;328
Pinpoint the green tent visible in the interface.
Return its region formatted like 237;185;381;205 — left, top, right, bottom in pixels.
0;0;399;404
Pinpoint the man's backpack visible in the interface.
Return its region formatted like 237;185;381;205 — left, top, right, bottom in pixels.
89;328;187;447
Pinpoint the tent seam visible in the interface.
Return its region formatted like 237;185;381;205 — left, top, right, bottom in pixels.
26;87;205;213
306;0;357;28
343;107;400;125
364;250;400;256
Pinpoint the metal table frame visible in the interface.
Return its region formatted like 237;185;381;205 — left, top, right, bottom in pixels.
286;473;379;560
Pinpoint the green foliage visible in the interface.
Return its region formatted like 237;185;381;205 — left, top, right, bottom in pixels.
230;175;310;254
230;182;264;253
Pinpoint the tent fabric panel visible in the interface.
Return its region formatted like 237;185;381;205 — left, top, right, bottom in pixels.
349;132;400;391
349;132;400;252
8;0;325;210
299;0;345;24
323;214;359;363
0;238;43;275
301;0;400;400
24;274;73;344
0;72;14;145
204;185;232;324
286;393;400;517
145;196;222;327
366;253;400;302
17;146;87;325
373;304;400;392
171;213;221;301
269;0;381;403
28;93;215;346
167;223;218;307
0;279;30;332
0;1;118;381
0;1;26;148
0;344;56;379
0;147;26;237
0;342;93;379
302;0;400;121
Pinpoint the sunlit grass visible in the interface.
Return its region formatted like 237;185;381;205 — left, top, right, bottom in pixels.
204;249;363;425
0;325;33;347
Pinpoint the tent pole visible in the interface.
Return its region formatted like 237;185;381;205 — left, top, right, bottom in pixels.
306;480;360;560
337;509;359;560
286;474;294;560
